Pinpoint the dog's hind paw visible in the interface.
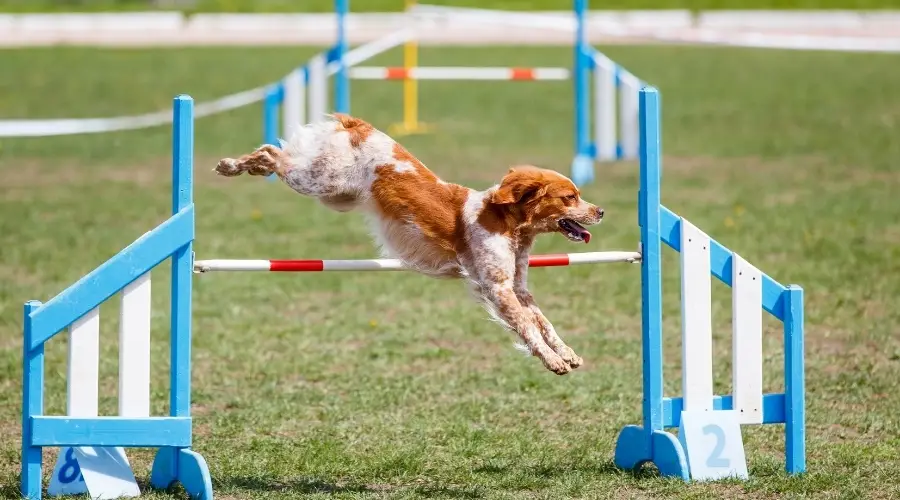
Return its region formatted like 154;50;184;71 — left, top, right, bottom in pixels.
214;158;243;176
540;352;572;375
557;346;583;369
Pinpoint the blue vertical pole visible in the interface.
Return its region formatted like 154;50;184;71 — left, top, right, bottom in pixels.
171;95;194;422
151;95;208;496
784;285;806;474
638;87;663;447
21;300;44;500
263;84;281;146
334;0;350;113
570;0;593;186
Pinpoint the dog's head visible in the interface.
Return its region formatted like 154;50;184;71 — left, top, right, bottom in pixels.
487;166;604;243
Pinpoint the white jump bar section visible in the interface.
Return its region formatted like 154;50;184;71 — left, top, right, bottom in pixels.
732;254;764;424
565;251;642;263
680;218;714;412
195;259;274;272
349;66;570;81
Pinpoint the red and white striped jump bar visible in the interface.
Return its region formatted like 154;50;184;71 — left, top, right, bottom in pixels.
349;66;570;81
193;251;640;273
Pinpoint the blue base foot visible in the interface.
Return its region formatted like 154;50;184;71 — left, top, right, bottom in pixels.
570;154;595;186
652;430;689;480
151;447;213;500
613;426;689;481
614;425;651;469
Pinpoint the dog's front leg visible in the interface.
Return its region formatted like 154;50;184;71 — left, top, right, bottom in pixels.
513;253;583;369
485;282;572;375
518;290;583;370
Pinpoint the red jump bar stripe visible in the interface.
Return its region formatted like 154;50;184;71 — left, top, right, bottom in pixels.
528;254;570;267
385;67;409;80
269;260;325;272
510;68;536;80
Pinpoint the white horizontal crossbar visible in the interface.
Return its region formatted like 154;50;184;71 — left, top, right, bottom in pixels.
193;251;641;273
349;66;570;81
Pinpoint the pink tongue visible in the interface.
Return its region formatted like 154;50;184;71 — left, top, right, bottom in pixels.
583;231;591;244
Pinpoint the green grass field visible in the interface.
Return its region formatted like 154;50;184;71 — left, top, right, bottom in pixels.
1;43;900;499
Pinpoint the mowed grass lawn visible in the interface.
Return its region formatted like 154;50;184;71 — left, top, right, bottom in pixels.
1;44;899;499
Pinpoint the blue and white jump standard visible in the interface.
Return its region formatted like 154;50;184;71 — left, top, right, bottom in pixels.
21;95;212;500
618;86;806;479
20;88;804;499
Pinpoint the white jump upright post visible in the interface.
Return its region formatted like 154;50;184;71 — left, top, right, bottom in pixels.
732;256;765;424
593;53;618;162
617;70;641;161
680;220;714;413
308;53;329;122
282;68;306;141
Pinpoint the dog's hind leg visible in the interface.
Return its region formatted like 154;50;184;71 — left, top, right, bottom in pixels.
216;144;361;211
215;145;288;177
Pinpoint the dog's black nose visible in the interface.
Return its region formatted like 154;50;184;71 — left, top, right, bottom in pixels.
598;208;605;218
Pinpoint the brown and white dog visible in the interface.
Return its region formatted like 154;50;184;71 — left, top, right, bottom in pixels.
215;114;604;375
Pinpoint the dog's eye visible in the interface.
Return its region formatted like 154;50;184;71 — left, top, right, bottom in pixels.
565;194;578;202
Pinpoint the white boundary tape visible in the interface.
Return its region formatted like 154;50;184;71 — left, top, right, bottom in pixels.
0;29;412;138
0;86;266;137
411;4;900;53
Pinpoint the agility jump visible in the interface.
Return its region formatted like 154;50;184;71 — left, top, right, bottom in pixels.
262;0;644;187
20;86;804;500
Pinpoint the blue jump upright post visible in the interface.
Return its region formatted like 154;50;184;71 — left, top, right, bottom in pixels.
334;0;350;114
571;0;594;187
613;86;806;480
20;95;212;500
263;83;282;147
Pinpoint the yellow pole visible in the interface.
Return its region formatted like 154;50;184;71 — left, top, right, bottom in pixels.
402;20;419;131
390;0;432;136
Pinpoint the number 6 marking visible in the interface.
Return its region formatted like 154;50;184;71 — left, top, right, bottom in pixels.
702;424;730;468
58;448;84;484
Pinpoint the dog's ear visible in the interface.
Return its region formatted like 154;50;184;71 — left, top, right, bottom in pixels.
489;166;548;205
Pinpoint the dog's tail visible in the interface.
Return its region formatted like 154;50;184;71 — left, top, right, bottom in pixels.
328;113;375;148
215;145;290;178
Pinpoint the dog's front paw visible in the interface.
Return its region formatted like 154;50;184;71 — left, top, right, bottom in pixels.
539;351;572;375
556;346;583;369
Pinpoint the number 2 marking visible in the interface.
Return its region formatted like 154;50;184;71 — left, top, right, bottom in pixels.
58;448;85;484
703;424;730;468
